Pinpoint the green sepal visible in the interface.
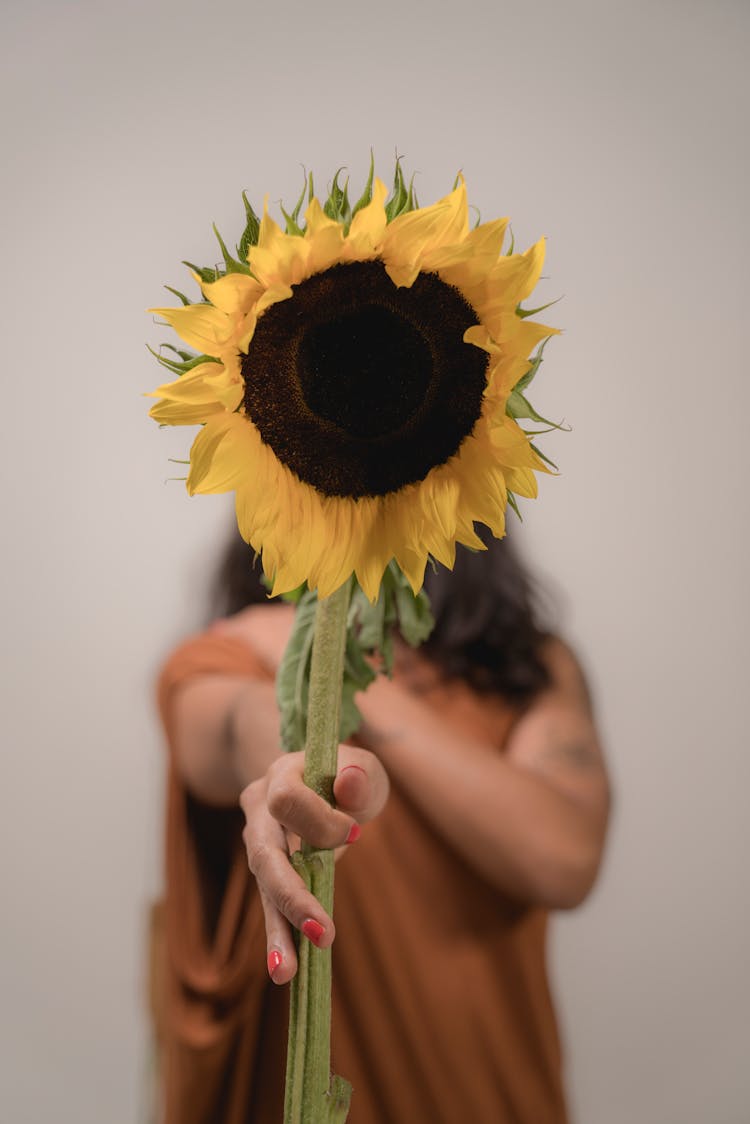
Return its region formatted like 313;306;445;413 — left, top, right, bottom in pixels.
237;191;261;262
147;344;219;377
183;260;221;284
506;387;565;429
280;203;304;237
507;490;522;520
280;582;307;605
516;296;561;320
164;285;191;306
282;173;309;235
514;336;553;394
506;226;515;255
405;172;419;213
161;344;197;362
323;168;352;226
385;159;409;221
350;151;375;219
529;441;560;472
213;223;253;275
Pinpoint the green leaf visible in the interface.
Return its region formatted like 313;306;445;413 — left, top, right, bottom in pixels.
350;585;386;651
276;589;318;752
392;576;434;647
277;560;435;750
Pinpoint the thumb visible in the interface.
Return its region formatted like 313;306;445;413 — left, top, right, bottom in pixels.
332;746;390;824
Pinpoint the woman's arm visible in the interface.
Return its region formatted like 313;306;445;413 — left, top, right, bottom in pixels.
357;638;611;909
171;673;282;805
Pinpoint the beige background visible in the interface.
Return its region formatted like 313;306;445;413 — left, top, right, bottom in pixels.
2;0;748;1121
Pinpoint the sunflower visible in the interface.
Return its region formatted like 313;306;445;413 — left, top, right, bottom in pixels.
148;163;560;602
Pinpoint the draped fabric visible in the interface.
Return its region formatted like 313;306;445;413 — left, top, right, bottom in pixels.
154;631;569;1124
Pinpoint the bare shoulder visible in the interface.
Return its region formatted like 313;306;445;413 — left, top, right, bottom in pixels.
537;636;594;711
211;602;295;672
505;637;610;816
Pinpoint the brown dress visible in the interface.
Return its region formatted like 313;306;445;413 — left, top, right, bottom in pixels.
154;630;569;1124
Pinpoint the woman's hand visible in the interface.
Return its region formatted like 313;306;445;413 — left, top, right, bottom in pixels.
240;744;389;985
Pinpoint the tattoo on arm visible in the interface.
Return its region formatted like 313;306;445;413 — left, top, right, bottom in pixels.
536;716;602;772
546;738;601;771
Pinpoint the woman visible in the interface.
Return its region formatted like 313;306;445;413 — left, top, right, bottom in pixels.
154;530;610;1123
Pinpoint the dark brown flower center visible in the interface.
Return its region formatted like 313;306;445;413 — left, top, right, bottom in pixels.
242;260;487;498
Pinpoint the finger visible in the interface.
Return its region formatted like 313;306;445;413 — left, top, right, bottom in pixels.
266;765;360;849
242;809;335;949
259;887;298;985
333;745;390;823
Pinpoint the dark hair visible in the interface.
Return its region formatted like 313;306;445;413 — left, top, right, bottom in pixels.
212;525;551;704
421;526;551;702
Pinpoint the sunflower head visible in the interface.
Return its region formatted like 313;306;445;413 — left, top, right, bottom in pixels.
148;158;562;602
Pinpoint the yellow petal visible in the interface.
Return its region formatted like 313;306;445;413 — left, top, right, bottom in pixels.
381;205;455;287
200;273;262;316
307;224;347;277
147;364;223;404
433;179;470;244
248;201;309;287
187;413;254;495
515;238;546;301
435;216;509;287
204;353;245;411
345;178;389;256
514;319;561;355
504;466;539;497
148;304;229;355
149;398;225;426
354;502;393;603
303;197;340;237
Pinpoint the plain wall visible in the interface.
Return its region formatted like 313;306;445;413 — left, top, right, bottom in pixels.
1;1;748;1121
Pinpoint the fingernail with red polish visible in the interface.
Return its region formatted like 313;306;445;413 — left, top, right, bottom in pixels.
345;822;361;844
339;765;367;780
267;949;283;978
301;918;325;946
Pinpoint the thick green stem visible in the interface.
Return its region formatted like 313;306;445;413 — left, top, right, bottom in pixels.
284;581;353;1124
